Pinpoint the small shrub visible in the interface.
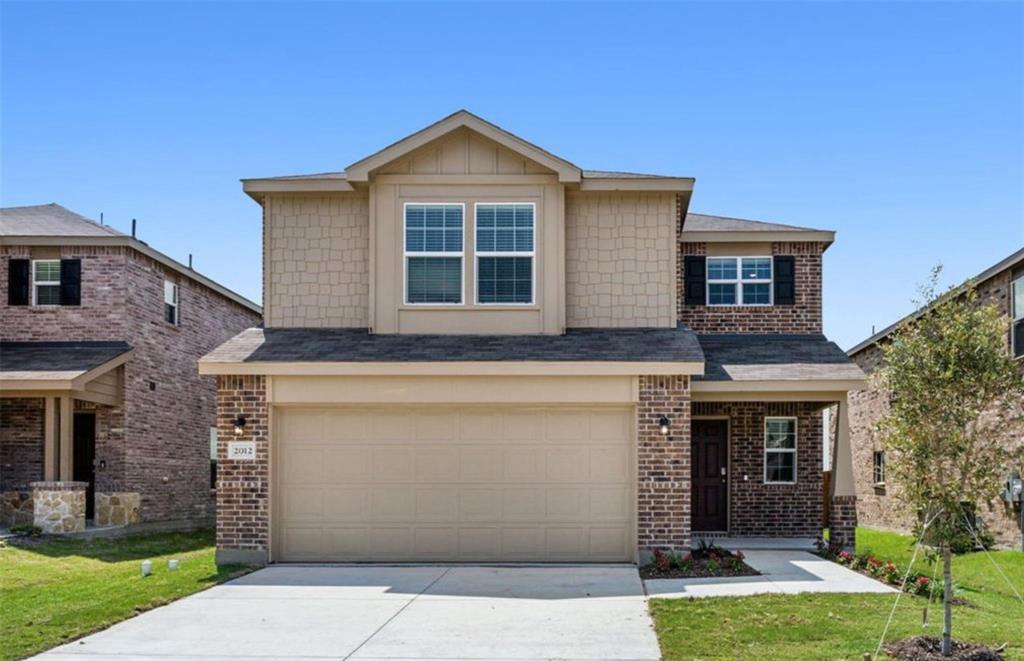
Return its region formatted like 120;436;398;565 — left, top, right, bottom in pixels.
883;560;902;584
705;558;720;575
9;524;42;537
654;549;670;572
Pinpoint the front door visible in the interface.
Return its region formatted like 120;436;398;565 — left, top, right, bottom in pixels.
691;419;728;532
73;413;96;520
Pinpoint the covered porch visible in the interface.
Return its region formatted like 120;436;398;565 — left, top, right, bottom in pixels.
0;341;132;533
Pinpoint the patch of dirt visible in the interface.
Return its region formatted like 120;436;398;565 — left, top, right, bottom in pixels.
885;636;1006;661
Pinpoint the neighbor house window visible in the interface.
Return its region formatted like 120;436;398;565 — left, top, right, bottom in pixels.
164;280;179;325
873;450;886;486
32;260;61;305
405;203;464;304
475;203;534;304
764;417;797;483
1013;274;1024;359
707;257;772;306
209;427;217;489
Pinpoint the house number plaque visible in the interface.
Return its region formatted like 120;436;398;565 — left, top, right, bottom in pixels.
227;441;256;461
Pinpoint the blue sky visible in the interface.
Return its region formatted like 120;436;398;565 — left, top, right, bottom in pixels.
2;1;1021;349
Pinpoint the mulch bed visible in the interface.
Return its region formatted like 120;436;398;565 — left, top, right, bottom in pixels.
885;636;1007;661
639;547;760;579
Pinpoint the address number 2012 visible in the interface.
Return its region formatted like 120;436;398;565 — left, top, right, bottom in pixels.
227;441;256;461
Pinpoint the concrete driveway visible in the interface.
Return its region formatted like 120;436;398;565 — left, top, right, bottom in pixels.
37;565;660;661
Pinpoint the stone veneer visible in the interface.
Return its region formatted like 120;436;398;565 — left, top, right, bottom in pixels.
2;491;34;526
31;481;87;533
95;492;141;527
215;375;269;565
636;375;692;559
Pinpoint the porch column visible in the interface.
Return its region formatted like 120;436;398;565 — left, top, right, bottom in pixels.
829;394;858;550
43;397;58;481
58;396;73;481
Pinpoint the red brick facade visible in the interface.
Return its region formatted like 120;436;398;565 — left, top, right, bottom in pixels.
214;375;269;565
678;241;825;334
0;244;260;526
692;401;825;537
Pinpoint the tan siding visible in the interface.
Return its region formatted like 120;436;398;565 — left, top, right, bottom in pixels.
265;193;370;328
565;192;676;328
377;127;555;177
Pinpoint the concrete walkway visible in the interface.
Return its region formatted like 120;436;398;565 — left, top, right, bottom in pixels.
645;549;897;599
37;565;660;660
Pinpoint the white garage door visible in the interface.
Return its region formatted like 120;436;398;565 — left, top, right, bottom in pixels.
274;407;634;562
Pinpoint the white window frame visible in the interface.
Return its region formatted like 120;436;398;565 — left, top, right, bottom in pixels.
31;259;61;306
403;202;466;306
764;416;798;484
872;450;886;487
707;256;773;307
473;202;536;306
164;280;179;325
1012;274;1024;358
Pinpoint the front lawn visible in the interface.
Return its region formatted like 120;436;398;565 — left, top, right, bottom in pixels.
649;527;1024;660
0;529;250;661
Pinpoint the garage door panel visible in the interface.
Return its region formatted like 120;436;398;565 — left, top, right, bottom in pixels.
276;407;633;562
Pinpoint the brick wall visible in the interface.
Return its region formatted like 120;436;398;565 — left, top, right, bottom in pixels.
0;244;260;524
215;375;269;564
0;398;44;491
693;401;824;536
848;263;1024;549
264;193;370;328
565;192;677;328
677;241;824;333
636;375;691;556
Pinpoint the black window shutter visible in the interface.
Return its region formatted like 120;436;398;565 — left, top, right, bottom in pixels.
683;256;707;306
60;259;82;306
773;255;796;305
7;259;30;306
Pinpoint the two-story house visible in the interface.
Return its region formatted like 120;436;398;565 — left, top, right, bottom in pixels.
0;203;262;533
847;247;1024;549
200;111;865;566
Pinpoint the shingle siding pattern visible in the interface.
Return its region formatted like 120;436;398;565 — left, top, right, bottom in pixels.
693;401;824;537
678;241;824;334
265;194;369;328
566;192;676;328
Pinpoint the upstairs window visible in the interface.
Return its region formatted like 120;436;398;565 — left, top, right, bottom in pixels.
764;417;797;483
405;203;464;304
475;203;534;304
1013;274;1023;359
873;450;886;486
707;257;773;306
32;260;61;305
164;280;179;325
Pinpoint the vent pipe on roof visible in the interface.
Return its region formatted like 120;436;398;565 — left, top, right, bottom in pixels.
189;254;193;269
100;212;104;226
132;218;137;238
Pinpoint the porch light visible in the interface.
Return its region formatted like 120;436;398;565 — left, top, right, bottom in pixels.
232;415;247;436
659;415;671;436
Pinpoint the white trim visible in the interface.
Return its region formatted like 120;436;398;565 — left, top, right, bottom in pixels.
872;449;886;487
473;202;536;306
164;280;179;326
402;202;466;306
31;259;61;307
707;256;774;307
763;416;798;484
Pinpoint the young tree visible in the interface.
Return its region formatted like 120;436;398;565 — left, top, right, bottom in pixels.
879;268;1024;656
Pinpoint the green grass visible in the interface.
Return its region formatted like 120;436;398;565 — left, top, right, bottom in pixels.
0;529;250;661
650;527;1024;660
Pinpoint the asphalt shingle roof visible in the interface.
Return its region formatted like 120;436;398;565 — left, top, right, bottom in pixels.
0;341;132;375
0;203;124;237
202;326;705;364
697;334;864;382
683;213;829;234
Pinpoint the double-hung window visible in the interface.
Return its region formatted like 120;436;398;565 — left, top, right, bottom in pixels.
405;203;464;304
707;257;772;306
1012;274;1024;359
873;450;886;486
32;260;61;305
164;280;179;325
764;417;797;483
475;203;534;304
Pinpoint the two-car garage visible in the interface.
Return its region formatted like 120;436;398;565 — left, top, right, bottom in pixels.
273;406;634;562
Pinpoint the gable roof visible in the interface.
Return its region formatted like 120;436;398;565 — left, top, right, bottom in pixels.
240;110;694;197
0;203;261;314
682;212;835;245
847;246;1024;356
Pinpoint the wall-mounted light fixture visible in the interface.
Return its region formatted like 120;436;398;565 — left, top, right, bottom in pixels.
232;415;247;436
659;415;671;436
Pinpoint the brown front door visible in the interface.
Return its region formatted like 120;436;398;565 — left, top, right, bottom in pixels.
73;413;96;520
691;419;728;532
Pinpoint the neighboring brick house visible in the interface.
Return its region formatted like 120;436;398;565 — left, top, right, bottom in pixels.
847;247;1024;550
0;204;261;532
200;111;865;566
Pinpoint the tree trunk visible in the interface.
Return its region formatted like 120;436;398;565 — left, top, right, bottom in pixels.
942;544;953;656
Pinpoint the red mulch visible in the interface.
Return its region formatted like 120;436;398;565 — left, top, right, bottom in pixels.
885;636;1007;661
